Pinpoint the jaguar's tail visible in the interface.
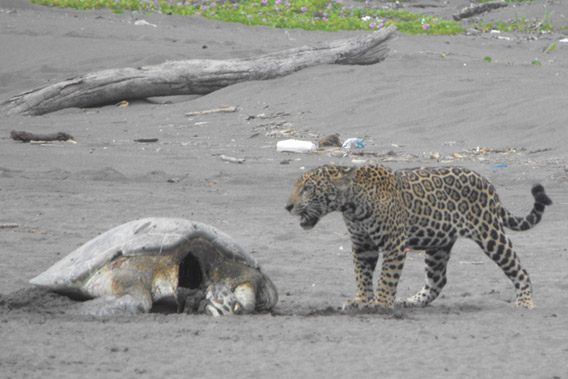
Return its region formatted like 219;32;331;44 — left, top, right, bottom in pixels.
500;184;552;231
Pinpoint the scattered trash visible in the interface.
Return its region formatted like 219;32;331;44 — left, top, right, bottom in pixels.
167;178;180;184
342;138;365;149
318;134;342;148
351;159;368;164
528;148;553;154
277;139;316;153
117;101;129;107
492;164;508;168
133;19;157;27
185;106;238;117
246;112;289;120
252;116;299;138
264;127;298;138
428;147;518;163
10;130;75;143
134;138;159;143
220;155;245;164
318;145;524;165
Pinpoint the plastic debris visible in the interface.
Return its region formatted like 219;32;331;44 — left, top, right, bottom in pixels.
277;139;316;153
342;138;365;149
133;20;157;27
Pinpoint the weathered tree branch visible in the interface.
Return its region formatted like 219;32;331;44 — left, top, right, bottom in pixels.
1;25;396;116
453;2;508;21
10;130;74;143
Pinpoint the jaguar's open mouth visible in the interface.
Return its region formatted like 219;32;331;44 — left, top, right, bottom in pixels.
300;214;319;230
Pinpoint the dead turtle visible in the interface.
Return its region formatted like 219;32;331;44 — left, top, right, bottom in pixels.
29;218;278;317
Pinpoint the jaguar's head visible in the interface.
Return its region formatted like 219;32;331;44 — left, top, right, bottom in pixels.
285;166;355;230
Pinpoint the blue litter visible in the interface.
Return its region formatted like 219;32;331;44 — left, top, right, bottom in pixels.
342;138;365;149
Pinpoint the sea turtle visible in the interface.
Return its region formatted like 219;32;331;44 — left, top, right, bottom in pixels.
29;218;278;317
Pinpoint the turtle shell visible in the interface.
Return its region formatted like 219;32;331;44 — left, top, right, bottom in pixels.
29;218;259;292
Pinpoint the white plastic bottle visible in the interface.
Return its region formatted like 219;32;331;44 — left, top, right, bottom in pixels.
276;139;317;153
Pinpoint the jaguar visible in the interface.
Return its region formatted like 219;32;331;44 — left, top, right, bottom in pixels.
285;165;551;309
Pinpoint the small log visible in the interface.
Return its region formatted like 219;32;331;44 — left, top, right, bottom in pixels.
0;26;396;116
10;130;74;143
185;106;238;117
220;155;245;164
0;223;19;229
453;2;508;21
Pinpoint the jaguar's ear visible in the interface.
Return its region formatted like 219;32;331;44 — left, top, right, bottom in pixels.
331;167;357;191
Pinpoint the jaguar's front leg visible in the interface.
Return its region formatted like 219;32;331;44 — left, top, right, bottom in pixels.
344;246;379;309
373;235;407;309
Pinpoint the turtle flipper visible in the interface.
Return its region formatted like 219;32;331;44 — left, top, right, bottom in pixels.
177;287;205;313
79;287;152;318
204;283;243;317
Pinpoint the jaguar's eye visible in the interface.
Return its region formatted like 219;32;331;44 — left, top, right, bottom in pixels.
302;183;315;193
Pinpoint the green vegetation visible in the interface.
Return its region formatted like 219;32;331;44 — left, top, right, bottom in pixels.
29;0;465;34
27;0;567;35
473;10;553;33
544;43;557;54
478;0;535;3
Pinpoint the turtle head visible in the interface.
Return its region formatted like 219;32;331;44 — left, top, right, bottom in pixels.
204;283;245;317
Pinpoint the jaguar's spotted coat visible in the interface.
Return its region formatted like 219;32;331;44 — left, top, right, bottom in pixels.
285;165;551;309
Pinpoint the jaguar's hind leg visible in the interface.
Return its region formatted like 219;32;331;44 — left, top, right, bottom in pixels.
396;242;454;308
475;229;533;308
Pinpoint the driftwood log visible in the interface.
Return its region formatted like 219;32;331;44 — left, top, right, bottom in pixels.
453;2;508;21
10;130;74;143
1;26;396;116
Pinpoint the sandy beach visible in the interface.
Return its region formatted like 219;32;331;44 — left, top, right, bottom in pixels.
1;0;567;377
